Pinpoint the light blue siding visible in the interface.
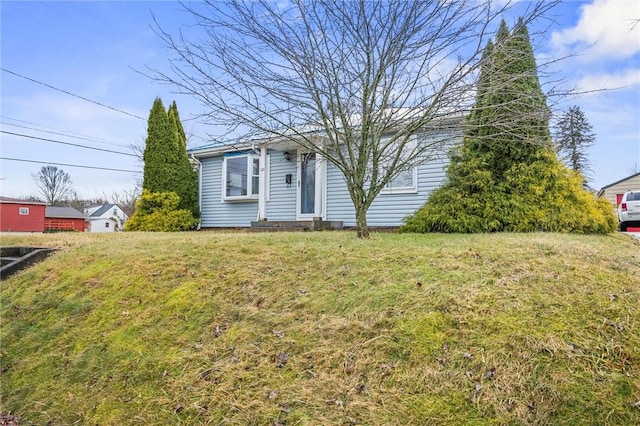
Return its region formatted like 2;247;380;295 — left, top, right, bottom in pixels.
199;156;258;227
199;150;298;227
325;155;448;227
266;151;297;220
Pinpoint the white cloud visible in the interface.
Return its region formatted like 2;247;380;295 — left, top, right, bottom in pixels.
551;0;640;61
576;67;640;92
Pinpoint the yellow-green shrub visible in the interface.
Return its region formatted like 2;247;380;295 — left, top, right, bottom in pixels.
400;151;616;234
126;191;198;232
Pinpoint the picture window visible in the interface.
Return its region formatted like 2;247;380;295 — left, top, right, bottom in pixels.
222;153;261;201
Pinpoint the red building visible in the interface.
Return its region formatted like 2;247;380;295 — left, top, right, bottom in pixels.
0;196;47;233
45;206;86;232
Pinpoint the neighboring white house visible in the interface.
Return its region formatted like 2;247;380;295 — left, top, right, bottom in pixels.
84;204;129;233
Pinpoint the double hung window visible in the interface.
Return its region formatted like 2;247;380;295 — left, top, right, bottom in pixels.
223;153;260;201
381;136;418;194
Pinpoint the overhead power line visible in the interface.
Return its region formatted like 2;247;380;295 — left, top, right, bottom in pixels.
1;130;138;157
0;157;141;173
1;119;132;149
1;67;146;121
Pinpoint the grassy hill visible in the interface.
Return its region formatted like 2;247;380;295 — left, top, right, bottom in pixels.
1;231;639;425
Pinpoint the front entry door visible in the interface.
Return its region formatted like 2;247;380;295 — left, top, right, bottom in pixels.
297;152;316;219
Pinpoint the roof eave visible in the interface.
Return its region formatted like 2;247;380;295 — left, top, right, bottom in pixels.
188;115;465;157
189;141;260;158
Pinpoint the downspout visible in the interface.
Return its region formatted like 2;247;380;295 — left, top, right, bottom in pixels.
257;143;268;221
190;154;203;230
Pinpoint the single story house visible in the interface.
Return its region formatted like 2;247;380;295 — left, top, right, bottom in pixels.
597;172;640;206
45;206;86;232
84;204;128;232
188;127;459;229
0;196;47;233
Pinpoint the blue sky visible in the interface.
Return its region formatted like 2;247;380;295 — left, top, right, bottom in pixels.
1;0;639;200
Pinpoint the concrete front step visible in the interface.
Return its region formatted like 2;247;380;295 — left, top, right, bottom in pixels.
250;220;343;231
250;226;311;232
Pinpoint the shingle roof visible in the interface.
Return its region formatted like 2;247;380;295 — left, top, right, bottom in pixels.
89;204;116;217
45;206;85;219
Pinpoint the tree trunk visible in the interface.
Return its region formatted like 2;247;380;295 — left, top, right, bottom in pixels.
355;204;370;239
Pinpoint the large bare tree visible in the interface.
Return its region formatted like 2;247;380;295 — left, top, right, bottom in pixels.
153;0;557;238
32;165;73;205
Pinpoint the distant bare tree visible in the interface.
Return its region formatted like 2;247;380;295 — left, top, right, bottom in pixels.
64;191;93;213
60;187;141;217
107;186;141;217
32;166;73;205
153;0;558;237
63;191;112;213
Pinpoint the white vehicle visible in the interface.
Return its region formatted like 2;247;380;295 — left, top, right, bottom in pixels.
617;191;640;232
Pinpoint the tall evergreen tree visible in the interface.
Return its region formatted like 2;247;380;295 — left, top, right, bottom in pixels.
553;105;595;181
169;101;187;151
168;102;199;217
141;98;199;221
400;20;615;234
143;98;178;194
466;19;551;178
464;40;493;142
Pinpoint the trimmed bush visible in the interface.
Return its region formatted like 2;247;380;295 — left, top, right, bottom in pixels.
125;191;198;232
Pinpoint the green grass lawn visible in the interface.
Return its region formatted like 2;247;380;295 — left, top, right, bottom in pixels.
1;231;639;425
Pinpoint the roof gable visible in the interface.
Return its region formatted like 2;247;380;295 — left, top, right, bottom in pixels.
600;172;640;191
89;204;116;217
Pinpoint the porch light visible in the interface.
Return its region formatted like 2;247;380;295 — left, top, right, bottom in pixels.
283;151;291;162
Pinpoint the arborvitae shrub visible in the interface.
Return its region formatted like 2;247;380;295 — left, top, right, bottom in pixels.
400;20;616;235
142;98;200;220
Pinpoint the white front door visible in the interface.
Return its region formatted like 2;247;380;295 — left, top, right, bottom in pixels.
297;152;316;219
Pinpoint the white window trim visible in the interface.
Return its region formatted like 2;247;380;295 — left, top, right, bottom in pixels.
380;136;419;195
381;165;418;194
221;153;269;202
266;154;271;201
19;207;29;215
